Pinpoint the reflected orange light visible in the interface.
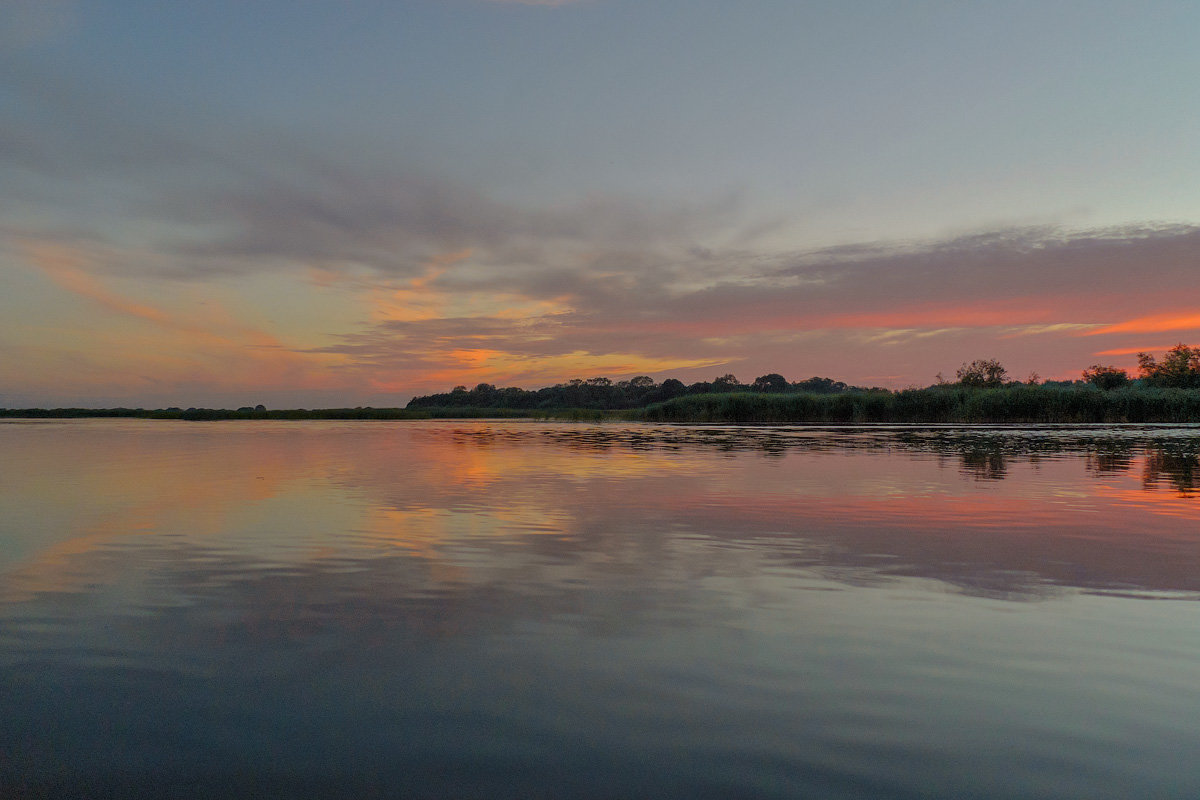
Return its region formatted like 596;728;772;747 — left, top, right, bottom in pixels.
0;426;318;601
7;424;1200;605
1090;485;1200;519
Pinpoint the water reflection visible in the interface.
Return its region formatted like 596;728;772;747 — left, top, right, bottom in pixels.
4;421;1200;797
4;421;1200;607
1142;446;1200;494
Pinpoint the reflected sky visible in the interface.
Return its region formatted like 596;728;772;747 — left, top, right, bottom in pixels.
4;420;1200;603
4;420;1200;798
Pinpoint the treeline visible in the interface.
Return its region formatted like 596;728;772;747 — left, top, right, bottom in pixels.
9;345;1200;424
405;373;851;410
400;346;1200;423
635;347;1200;423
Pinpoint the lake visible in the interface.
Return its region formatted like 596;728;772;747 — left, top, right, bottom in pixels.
3;419;1200;798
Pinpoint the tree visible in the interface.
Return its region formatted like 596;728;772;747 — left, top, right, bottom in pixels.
751;373;788;392
711;373;742;391
646;378;686;403
793;376;848;394
1082;364;1129;390
956;359;1008;388
1137;344;1200;388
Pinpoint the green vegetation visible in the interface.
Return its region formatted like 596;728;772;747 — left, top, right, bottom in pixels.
1137;344;1200;388
7;346;1200;424
955;358;1008;388
639;385;1200;424
1082;364;1130;390
405;374;849;411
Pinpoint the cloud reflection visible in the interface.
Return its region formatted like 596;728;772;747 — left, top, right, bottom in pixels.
3;422;1200;619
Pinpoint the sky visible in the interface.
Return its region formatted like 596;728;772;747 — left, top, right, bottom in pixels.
2;0;1200;407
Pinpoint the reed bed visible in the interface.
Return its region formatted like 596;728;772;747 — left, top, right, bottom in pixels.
638;386;1200;424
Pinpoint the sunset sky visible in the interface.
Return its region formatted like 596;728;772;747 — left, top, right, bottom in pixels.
3;0;1200;407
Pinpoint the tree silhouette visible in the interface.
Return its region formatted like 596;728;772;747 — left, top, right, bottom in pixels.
712;374;742;391
751;373;788;392
1081;364;1129;390
1137;344;1200;388
956;359;1008;388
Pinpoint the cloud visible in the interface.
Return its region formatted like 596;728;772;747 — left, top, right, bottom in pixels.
0;59;223;183
480;0;587;6
0;0;76;52
6;53;1200;397
19;239;174;326
156;158;746;283
298;222;1200;391
2;53;752;284
1084;312;1200;336
7;235;354;401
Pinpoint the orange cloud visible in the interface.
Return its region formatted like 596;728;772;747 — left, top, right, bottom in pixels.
369;348;724;393
14;237;354;396
21;241;174;325
1084;312;1200;336
570;299;1064;342
1093;346;1173;357
366;250;475;323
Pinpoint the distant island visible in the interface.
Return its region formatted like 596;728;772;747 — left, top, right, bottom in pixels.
7;347;1200;424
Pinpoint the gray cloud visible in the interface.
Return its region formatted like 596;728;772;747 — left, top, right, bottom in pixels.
308;223;1200;389
7;53;1200;393
0;1;76;53
158;155;747;281
480;0;587;5
2;56;750;283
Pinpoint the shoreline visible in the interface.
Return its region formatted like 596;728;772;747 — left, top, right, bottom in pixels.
6;385;1200;425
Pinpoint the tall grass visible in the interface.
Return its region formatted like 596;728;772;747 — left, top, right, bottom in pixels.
638;386;1200;424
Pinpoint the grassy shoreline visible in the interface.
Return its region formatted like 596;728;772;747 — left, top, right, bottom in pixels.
641;386;1200;424
6;385;1200;424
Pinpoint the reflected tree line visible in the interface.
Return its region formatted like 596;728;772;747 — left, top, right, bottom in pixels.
903;434;1200;493
466;425;1200;495
955;441;1198;492
422;426;1200;599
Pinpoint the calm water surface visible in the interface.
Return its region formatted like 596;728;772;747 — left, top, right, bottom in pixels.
3;419;1200;798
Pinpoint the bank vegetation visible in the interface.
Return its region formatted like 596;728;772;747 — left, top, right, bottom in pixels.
6;346;1200;425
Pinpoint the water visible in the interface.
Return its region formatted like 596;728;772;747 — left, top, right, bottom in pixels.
2;419;1200;798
